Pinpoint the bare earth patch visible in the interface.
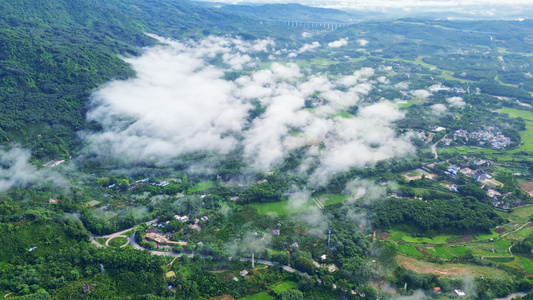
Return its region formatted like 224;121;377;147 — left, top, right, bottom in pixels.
377;232;391;240
448;236;474;244
520;181;533;195
495;227;507;234
397;256;506;279
416;246;431;257
211;295;235;300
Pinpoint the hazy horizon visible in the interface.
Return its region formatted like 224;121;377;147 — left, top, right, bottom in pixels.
195;0;533;20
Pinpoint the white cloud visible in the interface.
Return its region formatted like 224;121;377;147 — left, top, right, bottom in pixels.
85;36;415;187
409;89;433;99
0;148;67;192
356;38;369;47
297;41;321;53
447;96;466;107
222;52;252;70
328;37;349;48
84;38;256;165
431;103;448;115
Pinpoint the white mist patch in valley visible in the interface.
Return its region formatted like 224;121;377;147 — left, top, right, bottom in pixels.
305;102;415;185
447;96;466;107
0;148;68;192
430;103;448;116
328;37;348;48
84;36;264;165
356;38;369;47
409;89;433;99
298;41;320;53
85;35;415;185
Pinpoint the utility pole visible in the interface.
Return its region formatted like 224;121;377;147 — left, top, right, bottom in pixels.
252;253;255;268
328;230;331;248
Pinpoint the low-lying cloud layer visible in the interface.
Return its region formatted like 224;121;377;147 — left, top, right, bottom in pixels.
0;148;67;192
84;35;415;185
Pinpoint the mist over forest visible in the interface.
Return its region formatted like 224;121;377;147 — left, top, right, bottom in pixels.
2;0;533;299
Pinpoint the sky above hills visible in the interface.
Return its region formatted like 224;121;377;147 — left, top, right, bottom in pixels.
196;0;533;18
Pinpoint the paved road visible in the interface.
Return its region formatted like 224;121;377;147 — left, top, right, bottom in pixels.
99;219;158;238
430;134;447;159
494;291;533;300
91;219;159;249
90;236;104;248
93;220;317;282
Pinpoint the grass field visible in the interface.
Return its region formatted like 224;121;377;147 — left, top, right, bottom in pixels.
476;230;500;241
499;107;533;152
520;256;533;274
396;99;423;108
494;239;512;252
250;200;298;216
511;227;533;239
485;257;515;263
122;230;133;237
388;230;453;244
331;111;353;119
505;204;533;224
447;246;470;257
239;292;274;300
314;194;348;206
397;256;508;279
108;237;128;248
397;244;425;258
250;194;347;216
270;281;298;295
438;145;503;156
435;247;455;259
188;181;216;193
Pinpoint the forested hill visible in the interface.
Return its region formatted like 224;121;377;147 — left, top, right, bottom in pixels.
218;3;359;23
0;0;287;159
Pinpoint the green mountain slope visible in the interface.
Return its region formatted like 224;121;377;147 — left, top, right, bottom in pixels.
219;3;358;23
0;0;290;159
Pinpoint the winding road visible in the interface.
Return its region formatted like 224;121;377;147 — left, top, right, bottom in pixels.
430;134;447;159
91;219;159;249
92;221;316;279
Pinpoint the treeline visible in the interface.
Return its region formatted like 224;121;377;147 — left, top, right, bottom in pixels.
371;197;502;233
237;173;289;203
477;82;533;102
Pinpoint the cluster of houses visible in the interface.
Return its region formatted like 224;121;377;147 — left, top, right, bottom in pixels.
443;158;494;179
143;214;210;247
454;128;512;149
444;162;495;184
144;227;187;246
439;158;520;210
106;178;173;191
417;131;435;143
173;214;208;232
42;159;65;168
